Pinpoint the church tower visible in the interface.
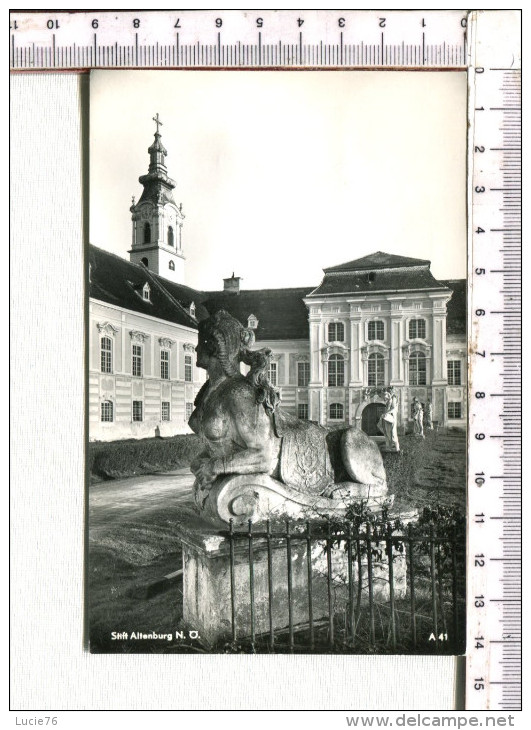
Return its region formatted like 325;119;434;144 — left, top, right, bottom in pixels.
129;114;185;283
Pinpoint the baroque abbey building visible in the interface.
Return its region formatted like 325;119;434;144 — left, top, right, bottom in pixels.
89;125;466;442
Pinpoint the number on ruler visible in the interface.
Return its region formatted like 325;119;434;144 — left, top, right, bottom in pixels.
47;19;59;29
10;20;18;30
474;555;485;566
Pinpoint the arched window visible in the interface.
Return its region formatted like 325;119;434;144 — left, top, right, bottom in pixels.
168;260;175;271
368;353;385;386
368;321;384;341
328;354;344;387
100;336;112;374
143;222;151;244
142;283;151;301
168;226;174;247
101;400;113;422
328;322;344;342
409;352;427;385
329;403;344;420
409;319;426;339
141;257;148;267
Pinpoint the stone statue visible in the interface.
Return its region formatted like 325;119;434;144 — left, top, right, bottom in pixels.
379;387;400;453
412;397;425;438
189;310;388;524
425;400;433;431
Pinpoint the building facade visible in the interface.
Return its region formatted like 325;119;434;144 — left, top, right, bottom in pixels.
89;124;466;441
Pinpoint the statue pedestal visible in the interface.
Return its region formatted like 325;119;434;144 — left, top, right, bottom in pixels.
175;502;410;648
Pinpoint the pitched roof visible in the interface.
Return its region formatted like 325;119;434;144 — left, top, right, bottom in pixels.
308;267;447;297
441;279;467;335
89;245;465;339
89;244;203;328
200;288;313;340
324;251;431;273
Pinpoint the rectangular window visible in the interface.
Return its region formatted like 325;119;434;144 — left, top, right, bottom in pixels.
448;402;462;419
268;361;278;386
328;322;344;342
100;337;112;374
367;321;384;341
160;350;170;380
409;319;426;340
132;344;143;377
132;400;143;422
368;354;385;386
184;354;193;382
161;401;171;421
297;361;310;386
101;401;113;422
185;402;193;421
297;403;309;420
409;354;427;386
447;360;462;386
328;356;344;387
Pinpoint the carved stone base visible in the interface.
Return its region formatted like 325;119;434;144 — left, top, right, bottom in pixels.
196;473;391;527
175;500;410;647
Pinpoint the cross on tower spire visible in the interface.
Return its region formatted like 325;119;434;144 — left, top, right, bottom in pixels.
153;113;163;134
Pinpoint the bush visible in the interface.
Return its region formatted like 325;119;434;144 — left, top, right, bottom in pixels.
89;434;203;482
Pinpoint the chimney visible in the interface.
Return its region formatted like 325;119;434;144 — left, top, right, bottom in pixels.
223;272;241;294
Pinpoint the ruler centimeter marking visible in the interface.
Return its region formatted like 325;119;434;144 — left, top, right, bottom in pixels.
467;11;521;712
9;8;521;712
9;10;468;70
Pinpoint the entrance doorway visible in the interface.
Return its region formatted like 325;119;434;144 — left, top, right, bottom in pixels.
361;402;386;436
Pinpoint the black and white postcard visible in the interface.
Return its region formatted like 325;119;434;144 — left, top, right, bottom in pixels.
88;69;467;656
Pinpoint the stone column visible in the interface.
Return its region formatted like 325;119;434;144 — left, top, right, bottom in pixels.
431;313;448;385
349;315;362;385
390;316;404;384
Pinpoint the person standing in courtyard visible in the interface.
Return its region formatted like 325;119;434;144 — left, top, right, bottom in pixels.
412;397;425;438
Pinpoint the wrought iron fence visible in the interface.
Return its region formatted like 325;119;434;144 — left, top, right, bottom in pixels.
221;515;466;654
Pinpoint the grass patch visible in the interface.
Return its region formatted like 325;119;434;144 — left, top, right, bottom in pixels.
89;433;203;483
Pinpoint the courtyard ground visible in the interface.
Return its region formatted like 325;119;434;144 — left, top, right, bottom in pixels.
87;429;466;653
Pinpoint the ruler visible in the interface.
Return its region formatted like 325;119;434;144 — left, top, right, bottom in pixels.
10;8;521;712
9;9;468;69
466;10;521;712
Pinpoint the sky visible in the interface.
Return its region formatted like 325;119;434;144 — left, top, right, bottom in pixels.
90;70;467;291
